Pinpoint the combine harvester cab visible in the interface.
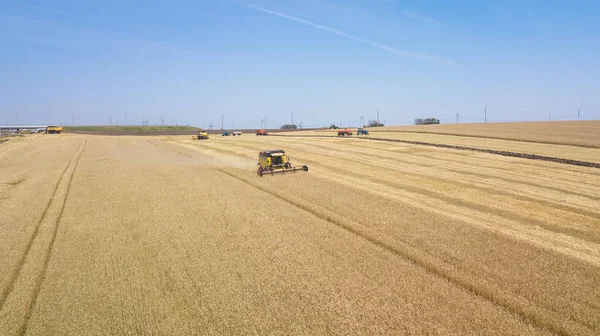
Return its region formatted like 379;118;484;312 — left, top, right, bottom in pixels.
256;129;268;136
193;129;209;140
257;150;308;177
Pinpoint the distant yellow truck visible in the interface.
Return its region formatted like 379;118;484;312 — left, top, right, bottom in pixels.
193;129;209;140
46;126;63;134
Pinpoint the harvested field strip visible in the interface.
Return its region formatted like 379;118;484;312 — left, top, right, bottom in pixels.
170;138;600;335
267;138;600;197
270;134;600;168
190;140;600;258
0;138;86;335
265;137;600;196
195;139;600;213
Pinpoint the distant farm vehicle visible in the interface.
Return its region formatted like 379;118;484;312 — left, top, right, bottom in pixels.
232;131;242;136
329;124;339;129
222;131;231;136
257;150;308;176
256;129;268;136
357;128;369;135
193;129;209;140
45;126;63;134
338;128;353;136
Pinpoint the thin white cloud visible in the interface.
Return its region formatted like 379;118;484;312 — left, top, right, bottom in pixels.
249;6;455;65
400;10;440;25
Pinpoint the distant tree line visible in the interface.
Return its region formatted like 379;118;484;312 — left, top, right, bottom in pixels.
414;118;440;125
280;124;298;129
367;120;384;127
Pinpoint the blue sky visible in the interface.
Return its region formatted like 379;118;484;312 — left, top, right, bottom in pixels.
1;0;599;128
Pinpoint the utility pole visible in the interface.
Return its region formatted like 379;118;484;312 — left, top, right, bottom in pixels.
549;113;552;121
110;116;112;126
485;105;487;123
221;114;224;130
456;113;459;124
340;119;342;128
292;112;294;126
578;109;580;120
377;110;379;126
72;110;74;126
125;112;127;126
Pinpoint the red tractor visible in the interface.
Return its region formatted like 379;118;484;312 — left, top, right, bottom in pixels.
256;129;268;136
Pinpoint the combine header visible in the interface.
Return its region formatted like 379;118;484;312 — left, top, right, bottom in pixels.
257;150;308;176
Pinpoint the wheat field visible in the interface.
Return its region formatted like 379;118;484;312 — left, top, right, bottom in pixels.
370;120;600;148
1;128;599;335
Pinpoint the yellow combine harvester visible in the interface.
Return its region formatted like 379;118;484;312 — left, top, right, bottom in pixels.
193;129;209;140
257;150;308;176
45;126;63;134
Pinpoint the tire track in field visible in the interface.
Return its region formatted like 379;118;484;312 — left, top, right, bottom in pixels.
0;138;86;336
19;139;87;335
214;169;573;336
156;139;586;336
0;139;84;309
270;134;600;168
